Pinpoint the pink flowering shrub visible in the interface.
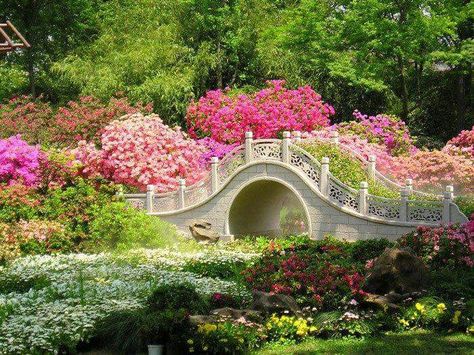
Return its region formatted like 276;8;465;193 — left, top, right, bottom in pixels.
0;135;44;187
53;96;153;146
0;95;152;147
338;111;416;156
0;96;53;145
387;150;474;194
186;80;334;144
442;126;474;158
397;221;474;269
75;113;207;192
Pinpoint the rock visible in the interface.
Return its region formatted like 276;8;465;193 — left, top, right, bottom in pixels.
189;314;219;326
251;290;301;315
188;219;219;243
364;248;429;295
364;293;400;311
210;307;262;322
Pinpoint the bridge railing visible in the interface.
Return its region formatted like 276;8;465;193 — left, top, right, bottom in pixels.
123;131;461;224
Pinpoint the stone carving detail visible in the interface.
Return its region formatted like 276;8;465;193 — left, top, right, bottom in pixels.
367;195;400;220
153;195;177;213
289;149;320;186
128;198;145;210
408;201;443;223
328;179;359;211
253;142;282;160
185;179;212;207
218;150;245;184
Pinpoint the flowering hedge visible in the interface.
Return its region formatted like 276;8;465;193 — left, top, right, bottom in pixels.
0;135;44;187
397;221;474;269
0;96;152;147
442;126;474;159
186;80;334;144
338;111;416;156
75;113;207;192
387;150;474;194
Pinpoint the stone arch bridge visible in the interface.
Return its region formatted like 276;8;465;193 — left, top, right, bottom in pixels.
125;132;467;241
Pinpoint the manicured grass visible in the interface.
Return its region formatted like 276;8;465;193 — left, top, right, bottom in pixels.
253;331;474;355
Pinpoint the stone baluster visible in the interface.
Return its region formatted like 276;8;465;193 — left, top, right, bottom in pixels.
320;157;330;196
405;179;413;194
211;157;219;193
399;188;409;222
367;155;376;180
245;131;253;164
293;131;301;143
442;185;454;223
282;131;291;164
359;181;368;215
146;184;155;213
178;179;186;209
330;131;339;145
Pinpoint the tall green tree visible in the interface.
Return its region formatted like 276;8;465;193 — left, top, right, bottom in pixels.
0;0;99;98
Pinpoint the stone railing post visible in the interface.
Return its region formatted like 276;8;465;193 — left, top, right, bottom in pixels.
282;131;291;164
245;131;253;164
330;131;339;145
178;179;186;209
117;185;124;199
405;179;413;194
367;155;376;180
442;185;453;223
146;185;155;213
399;188;409;222
320;157;330;196
359;181;368;215
211;157;219;193
293;131;301;143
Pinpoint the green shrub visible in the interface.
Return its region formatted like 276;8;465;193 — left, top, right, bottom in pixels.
88;201;177;251
350;239;394;263
455;195;474;219
147;282;209;314
300;142;398;198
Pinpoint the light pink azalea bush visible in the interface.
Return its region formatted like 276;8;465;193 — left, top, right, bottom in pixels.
387;150;474;194
442;126;474;158
186;80;334;144
75;113;207;192
0;135;44;187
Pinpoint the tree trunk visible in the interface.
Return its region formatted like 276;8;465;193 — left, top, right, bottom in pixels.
397;55;409;122
216;40;223;89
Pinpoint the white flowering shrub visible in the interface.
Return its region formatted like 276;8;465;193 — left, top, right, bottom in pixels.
0;250;254;354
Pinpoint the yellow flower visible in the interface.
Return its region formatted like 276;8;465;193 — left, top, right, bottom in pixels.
198;323;218;334
238;338;244;344
203;346;208;351
437;303;447;313
189;348;194;353
187;339;194;345
309;326;318;333
415;303;426;314
452;310;461;325
399;319;410;327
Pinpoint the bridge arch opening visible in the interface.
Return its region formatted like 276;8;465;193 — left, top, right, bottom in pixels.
228;179;310;237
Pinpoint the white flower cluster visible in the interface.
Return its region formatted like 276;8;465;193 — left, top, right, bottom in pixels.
0;249;255;354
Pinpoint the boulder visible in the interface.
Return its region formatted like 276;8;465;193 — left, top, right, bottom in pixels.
188;219;219;243
189;308;262;326
364;248;429;295
251;290;301;315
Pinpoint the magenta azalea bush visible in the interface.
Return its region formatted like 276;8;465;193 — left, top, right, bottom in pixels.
0;135;44;187
442;126;474;159
197;137;238;167
338;111;416;156
75;113;207;192
186;80;334;144
398;221;474;268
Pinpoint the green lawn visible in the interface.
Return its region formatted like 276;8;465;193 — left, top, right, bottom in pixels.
253;331;474;355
